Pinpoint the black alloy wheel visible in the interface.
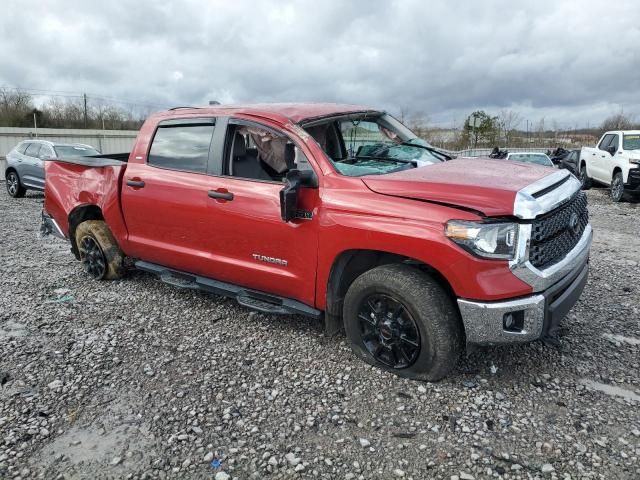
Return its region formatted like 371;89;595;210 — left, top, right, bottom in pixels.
357;293;420;369
79;235;107;279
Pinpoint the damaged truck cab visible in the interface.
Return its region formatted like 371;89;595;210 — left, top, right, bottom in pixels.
42;103;592;381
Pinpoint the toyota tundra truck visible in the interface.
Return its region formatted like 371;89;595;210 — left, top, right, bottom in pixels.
578;130;640;202
41;103;592;381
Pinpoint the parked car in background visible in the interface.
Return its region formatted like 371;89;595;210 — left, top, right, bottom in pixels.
579;130;640;201
556;149;580;176
548;147;571;166
41;103;591;381
506;152;555;168
5;140;100;198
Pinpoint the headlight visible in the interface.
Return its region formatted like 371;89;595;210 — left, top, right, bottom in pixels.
445;221;518;260
629;158;640;165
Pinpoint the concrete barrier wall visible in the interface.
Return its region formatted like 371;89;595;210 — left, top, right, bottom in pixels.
0;127;138;180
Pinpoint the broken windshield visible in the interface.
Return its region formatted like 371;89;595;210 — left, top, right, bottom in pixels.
304;113;448;177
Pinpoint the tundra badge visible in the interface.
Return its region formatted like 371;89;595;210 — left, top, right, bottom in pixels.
252;254;288;267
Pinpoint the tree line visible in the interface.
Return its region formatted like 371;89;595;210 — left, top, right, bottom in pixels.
399;108;639;151
0;88;149;130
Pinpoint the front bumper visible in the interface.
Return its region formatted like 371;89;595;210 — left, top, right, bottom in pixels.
625;168;640;193
458;258;589;345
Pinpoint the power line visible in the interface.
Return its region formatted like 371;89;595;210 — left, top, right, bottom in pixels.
0;85;165;110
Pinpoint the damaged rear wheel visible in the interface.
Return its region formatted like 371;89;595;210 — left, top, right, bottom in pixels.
74;220;124;280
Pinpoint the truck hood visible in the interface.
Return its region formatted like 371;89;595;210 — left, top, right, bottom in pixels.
361;158;555;217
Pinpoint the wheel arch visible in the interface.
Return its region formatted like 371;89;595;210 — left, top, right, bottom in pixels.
612;166;623;179
68;204;104;259
324;248;458;336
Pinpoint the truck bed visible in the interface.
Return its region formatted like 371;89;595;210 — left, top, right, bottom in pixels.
44;153;130;244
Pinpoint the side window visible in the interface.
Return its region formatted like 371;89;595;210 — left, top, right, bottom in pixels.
225;122;310;182
17;143;30;154
598;134;614;151
24;143;41;158
148;121;215;173
39;145;55;159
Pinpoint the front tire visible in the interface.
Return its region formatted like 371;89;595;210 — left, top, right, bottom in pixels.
5;170;26;198
74;220;124;280
343;264;463;381
610;172;625;202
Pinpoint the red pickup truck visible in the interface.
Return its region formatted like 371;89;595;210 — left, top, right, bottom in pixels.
42;103;592;380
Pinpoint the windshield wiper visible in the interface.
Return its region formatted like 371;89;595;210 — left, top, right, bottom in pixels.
350;155;417;166
398;141;453;160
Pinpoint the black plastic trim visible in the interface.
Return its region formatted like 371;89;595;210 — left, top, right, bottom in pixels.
542;259;589;338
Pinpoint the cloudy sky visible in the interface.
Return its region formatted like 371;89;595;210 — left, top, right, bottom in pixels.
1;0;639;128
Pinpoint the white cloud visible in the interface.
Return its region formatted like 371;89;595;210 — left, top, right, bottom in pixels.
1;0;639;127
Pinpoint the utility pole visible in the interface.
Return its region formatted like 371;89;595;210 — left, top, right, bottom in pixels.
83;93;88;128
33;111;38;137
471;113;480;154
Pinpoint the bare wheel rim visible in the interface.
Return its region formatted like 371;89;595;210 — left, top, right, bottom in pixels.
7;173;18;196
79;235;107;279
611;176;623;200
357;293;421;369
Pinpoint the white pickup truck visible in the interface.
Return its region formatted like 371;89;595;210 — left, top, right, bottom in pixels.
579;130;640;202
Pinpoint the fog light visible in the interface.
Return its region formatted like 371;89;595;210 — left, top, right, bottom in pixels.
504;313;514;329
503;311;525;332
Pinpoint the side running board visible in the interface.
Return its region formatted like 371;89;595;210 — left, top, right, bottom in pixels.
135;260;322;319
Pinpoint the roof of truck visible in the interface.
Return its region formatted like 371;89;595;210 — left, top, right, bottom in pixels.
159;103;378;124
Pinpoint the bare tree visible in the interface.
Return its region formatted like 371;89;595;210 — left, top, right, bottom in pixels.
497;109;521;147
407;111;430;138
601;112;634;134
397;105;410;124
0;88;34;127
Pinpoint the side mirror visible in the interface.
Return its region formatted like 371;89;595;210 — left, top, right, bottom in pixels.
607;145;617;156
279;169;317;222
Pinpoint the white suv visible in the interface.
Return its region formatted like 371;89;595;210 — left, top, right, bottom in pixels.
579;130;640;202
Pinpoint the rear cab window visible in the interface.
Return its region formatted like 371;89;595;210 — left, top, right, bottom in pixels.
148;119;216;174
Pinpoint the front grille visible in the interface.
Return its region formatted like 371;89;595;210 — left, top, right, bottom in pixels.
529;191;588;269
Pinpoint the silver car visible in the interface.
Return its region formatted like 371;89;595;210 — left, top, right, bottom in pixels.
505;152;555;168
5;140;100;197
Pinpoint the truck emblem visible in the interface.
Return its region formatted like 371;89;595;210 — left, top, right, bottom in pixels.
569;213;580;235
252;254;288;267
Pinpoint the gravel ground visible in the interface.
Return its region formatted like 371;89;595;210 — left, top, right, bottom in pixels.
0;186;639;480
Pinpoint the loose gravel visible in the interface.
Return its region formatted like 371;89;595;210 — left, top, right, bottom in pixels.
0;186;639;480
